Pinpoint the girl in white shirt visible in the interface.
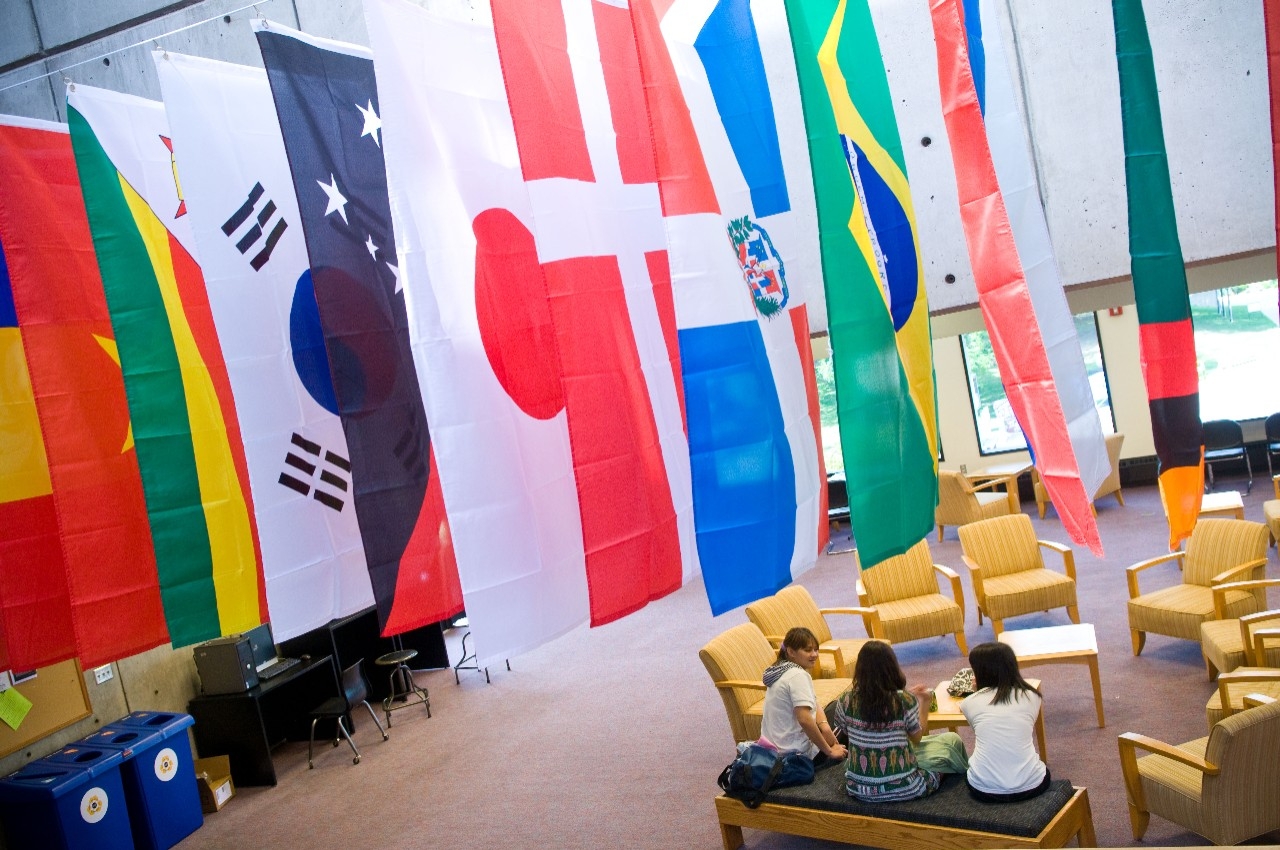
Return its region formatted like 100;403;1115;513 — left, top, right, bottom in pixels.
760;627;847;765
960;642;1050;802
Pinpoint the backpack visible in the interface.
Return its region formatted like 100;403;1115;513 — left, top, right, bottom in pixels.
716;743;816;808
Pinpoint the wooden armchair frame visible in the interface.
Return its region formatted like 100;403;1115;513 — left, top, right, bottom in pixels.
1117;732;1219;841
1126;553;1267;656
756;606;882;679
936;471;1018;541
855;542;967;653
1214;666;1280;721
963;538;1078;637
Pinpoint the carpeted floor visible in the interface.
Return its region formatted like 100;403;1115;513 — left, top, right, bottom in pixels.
175;474;1280;849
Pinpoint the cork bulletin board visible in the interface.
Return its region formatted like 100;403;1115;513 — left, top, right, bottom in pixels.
0;659;92;759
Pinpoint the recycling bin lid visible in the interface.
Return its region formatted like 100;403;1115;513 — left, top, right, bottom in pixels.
41;745;126;777
110;711;195;736
82;725;163;756
0;762;95;801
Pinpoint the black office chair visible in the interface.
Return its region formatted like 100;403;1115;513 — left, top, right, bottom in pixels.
1203;419;1252;494
307;660;387;768
1265;413;1280;478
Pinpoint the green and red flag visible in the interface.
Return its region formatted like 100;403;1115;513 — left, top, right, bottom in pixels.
0;116;169;668
785;0;937;569
1112;0;1203;547
68;84;266;646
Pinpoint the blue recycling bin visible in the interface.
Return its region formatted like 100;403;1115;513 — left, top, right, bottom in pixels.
84;712;203;850
0;748;134;850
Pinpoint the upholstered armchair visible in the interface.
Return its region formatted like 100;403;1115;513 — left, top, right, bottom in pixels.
1118;698;1280;845
958;513;1079;637
1126;518;1268;656
699;622;852;745
1034;432;1125;519
1262;474;1280;545
854;539;967;654
744;585;880;679
935;469;1017;541
1200;578;1280;679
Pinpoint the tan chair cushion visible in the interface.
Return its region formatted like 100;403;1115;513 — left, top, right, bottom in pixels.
1130;585;1259;643
745;585;833;645
873;594;963;645
1182;519;1268;587
958;514;1042;579
1201;615;1280;676
1204;674;1280;727
814;638;875;679
860;539;937;602
979;568;1077;622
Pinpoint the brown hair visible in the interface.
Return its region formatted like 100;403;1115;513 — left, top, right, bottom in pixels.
776;627;819;663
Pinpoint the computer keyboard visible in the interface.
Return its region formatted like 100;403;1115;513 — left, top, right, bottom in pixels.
257;656;302;681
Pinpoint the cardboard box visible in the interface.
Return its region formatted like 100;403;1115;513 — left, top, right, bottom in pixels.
194;755;235;813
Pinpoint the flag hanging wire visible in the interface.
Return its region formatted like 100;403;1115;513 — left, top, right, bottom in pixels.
0;1;262;94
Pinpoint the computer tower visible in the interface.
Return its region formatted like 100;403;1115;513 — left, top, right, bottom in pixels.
193;634;259;694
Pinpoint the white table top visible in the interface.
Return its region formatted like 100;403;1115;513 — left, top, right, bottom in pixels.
1200;490;1243;511
998;623;1097;657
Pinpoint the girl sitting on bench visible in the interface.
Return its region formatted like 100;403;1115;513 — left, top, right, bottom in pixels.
760;627;848;766
961;642;1050;802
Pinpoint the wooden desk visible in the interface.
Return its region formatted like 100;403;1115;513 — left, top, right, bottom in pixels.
999;623;1105;728
188;654;339;786
969;462;1034;511
931;677;1047;761
1199;490;1245;521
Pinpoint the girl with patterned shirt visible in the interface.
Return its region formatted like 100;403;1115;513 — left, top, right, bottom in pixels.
833;641;967;802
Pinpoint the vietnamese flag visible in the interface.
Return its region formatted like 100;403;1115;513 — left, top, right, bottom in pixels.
0;116;169;667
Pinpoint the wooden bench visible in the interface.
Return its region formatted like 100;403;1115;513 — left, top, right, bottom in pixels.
715;769;1096;850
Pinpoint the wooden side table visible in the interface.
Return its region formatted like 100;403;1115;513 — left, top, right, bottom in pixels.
1199;490;1245;521
998;623;1105;727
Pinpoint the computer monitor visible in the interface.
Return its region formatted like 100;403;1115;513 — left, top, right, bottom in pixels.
242;622;277;672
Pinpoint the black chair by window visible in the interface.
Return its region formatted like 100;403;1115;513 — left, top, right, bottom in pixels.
307;660;387;768
1202;419;1252;495
1265;413;1280;479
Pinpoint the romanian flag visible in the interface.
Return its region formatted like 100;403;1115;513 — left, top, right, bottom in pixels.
785;0;937;569
1112;0;1203;547
67;85;265;646
0;117;168;669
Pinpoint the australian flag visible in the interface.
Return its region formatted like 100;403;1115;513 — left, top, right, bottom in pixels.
254;21;462;634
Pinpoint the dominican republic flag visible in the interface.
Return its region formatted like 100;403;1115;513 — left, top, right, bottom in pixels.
366;0;698;664
154;51;380;641
68;84;267;646
633;0;827;613
932;0;1107;554
0;116;168;669
254;21;464;635
785;0;938;571
1112;0;1202;548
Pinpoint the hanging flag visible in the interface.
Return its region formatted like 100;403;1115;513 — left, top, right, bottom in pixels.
1112;0;1203;548
254;22;464;636
633;0;827;614
154;51;384;642
0;234;75;670
0;117;168;669
1266;0;1280;308
364;0;698;660
784;0;937;570
930;0;1106;555
67;84;266;646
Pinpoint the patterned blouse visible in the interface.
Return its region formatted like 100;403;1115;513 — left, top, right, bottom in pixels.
833;689;940;802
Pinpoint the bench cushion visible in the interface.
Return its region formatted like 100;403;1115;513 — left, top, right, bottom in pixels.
763;763;1075;838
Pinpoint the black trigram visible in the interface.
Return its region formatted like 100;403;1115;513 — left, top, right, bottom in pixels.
222;182;287;271
279;432;351;511
394;409;429;482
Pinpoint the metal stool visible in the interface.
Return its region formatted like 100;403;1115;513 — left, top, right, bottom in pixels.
374;644;430;727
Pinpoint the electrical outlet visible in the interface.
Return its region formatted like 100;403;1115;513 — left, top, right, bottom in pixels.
960;464;967;474
93;664;114;685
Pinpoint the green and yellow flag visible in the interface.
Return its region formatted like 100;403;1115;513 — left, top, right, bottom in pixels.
786;0;937;568
68;84;264;646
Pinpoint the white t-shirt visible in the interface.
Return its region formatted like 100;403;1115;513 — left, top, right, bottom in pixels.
760;665;819;758
961;687;1046;794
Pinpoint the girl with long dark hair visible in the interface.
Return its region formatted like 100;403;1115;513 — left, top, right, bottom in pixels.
960;642;1050;802
833;641;967;801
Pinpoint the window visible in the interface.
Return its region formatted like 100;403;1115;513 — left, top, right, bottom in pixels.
960;313;1115;456
1194;280;1280;422
814;353;842;473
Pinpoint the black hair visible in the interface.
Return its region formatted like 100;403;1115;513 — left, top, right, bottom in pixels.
848;641;906;723
776;627;819;663
969;642;1040;705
